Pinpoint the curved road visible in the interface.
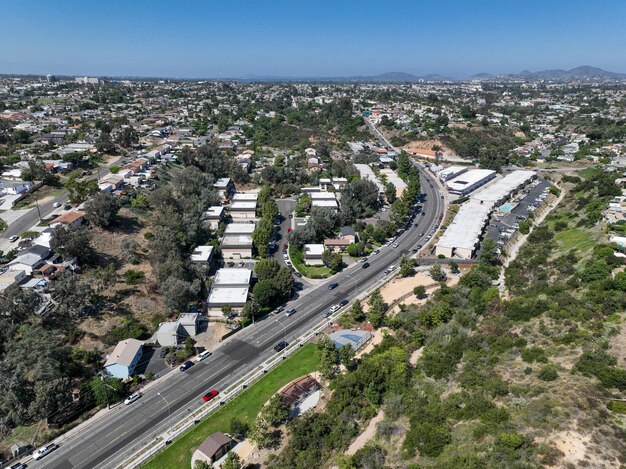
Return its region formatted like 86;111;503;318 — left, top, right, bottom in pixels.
29;170;444;469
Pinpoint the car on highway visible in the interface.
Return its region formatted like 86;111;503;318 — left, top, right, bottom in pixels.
362;262;370;269
195;350;212;362
285;308;296;317
373;249;380;254
393;243;399;248
124;392;142;405
202;389;219;402
274;340;288;352
8;235;18;242
9;463;27;469
328;282;338;290
339;299;349;307
33;443;58;460
179;361;193;372
53;201;62;208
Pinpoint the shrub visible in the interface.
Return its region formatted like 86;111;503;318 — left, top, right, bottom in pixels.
124;269;145;285
521;346;548;364
538;365;559;381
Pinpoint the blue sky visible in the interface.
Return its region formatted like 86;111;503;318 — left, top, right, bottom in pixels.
1;0;625;78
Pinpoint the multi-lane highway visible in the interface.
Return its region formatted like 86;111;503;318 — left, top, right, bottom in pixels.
26;157;445;469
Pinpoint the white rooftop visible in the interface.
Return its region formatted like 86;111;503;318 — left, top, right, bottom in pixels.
310;192;337;200
230;201;257;210
205;206;224;218
224;223;256;235
446;169;496;193
213;267;252;286
436;203;492;252
354;164;385;192
304;244;325;256
312;200;339;208
471;170;536;205
232;193;258;202
207;286;249;305
438;166;467;180
191;245;213;262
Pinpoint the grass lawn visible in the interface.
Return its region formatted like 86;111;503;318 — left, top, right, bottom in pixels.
555;228;596;254
289;245;333;279
142;343;320;469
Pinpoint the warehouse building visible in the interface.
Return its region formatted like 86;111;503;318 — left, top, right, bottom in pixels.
435;203;492;259
446;169;496;195
471;170;537;206
438;166;468;181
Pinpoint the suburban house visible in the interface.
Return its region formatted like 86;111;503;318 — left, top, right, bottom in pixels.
8;245;50;275
339;226;357;244
192;432;236;467
49;210;86;228
98;174;125;192
304;244;325;265
203;206;225;231
323;238;351;253
206;267;252;314
0;181;32;195
311;192;338;211
0;269;27;292
103;339;143;379
221;223;255;259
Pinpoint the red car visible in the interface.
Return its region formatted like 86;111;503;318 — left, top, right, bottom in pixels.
202;389;219;402
287;227;292;233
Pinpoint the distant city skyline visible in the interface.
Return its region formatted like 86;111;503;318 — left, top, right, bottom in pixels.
1;0;625;78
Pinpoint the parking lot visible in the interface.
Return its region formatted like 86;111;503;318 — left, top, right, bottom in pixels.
485;178;552;251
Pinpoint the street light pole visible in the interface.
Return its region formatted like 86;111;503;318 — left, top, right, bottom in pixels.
157;392;173;436
100;376;110;410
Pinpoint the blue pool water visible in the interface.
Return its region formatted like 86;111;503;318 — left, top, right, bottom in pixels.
500;203;515;212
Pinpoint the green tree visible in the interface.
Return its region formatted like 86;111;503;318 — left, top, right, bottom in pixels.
322;249;343;272
367;289;386;328
90;377;125;407
399;255;416;277
264;394;290;427
64;173;99;203
252;217;274;257
339;344;355;370
413;285;427;298
318;335;339;379
84;191;120;228
252;279;278;307
255;258;280;281
429;263;446;282
221;452;242;469
346;242;366;257
350;301;366;322
479;237;499;266
50;224;93;264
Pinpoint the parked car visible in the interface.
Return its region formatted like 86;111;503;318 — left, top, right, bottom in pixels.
33;444;58;461
274;340;288;352
179;361;193;372
10;463;27;469
330;304;340;313
323;309;332;318
328;282;338;290
294;271;302;278
159;349;168;358
8;235;18;242
53;201;61;208
195;350;212;362
202;389;219;402
285;308;296;317
339;299;349;307
124;392;142;405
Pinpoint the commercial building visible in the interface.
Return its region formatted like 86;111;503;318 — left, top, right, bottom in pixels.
203;206;224;230
311;192;339;211
221;223;255;259
229;192;258;219
103;339;143;379
206;267;253;313
380;168;407;198
446;169;496;195
470;170;537;206
354;164;385;193
304;244;325;265
435;203;491;259
438;166;468;181
190;245;214;269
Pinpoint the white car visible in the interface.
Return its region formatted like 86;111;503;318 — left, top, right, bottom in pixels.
329;304;340;313
8;235;18;242
53;202;62;208
195;350;212;362
124;392;142;405
33;443;58;460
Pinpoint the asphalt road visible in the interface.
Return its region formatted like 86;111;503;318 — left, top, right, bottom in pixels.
26;167;444;469
2;160;120;240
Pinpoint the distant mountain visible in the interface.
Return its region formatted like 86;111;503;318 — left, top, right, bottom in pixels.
510;66;626;81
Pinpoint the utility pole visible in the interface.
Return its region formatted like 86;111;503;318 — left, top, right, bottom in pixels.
35;199;42;221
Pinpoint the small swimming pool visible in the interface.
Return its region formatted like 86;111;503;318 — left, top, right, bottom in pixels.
500;203;516;212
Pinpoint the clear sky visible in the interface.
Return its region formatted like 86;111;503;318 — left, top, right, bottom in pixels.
1;0;625;78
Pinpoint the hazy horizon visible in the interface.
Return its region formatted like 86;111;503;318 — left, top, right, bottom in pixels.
2;0;625;78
